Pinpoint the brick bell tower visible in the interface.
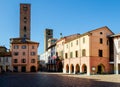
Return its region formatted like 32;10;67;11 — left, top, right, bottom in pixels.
20;4;31;40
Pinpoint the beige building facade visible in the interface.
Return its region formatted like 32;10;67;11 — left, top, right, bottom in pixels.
58;26;114;75
110;34;120;74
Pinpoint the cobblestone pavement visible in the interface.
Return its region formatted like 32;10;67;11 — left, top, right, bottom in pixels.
0;72;120;87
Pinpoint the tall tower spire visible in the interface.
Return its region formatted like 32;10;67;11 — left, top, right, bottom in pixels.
20;4;31;40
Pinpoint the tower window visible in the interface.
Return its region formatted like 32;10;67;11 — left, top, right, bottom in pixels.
24;26;26;32
48;31;51;35
23;6;28;11
24;17;27;23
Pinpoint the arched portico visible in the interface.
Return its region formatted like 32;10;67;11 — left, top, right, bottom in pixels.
76;64;80;74
97;64;105;74
66;64;69;73
70;64;74;73
82;64;87;74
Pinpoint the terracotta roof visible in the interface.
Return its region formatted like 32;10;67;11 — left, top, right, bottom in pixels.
10;38;39;44
81;26;114;36
56;26;114;43
56;33;80;43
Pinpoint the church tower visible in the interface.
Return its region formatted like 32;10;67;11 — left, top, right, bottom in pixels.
20;4;31;40
44;29;53;52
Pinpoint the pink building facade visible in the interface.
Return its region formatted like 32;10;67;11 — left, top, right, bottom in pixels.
10;38;39;72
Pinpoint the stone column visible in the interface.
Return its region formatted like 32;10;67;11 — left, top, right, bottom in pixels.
74;65;76;74
69;65;71;74
63;67;66;73
87;60;91;75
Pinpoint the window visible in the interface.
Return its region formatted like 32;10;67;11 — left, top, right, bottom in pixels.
65;53;68;59
99;50;103;57
100;38;103;44
14;45;19;49
14;52;19;56
70;52;73;58
82;49;86;56
21;59;26;63
66;44;68;48
31;59;35;63
23;52;25;56
75;51;78;57
76;40;78;45
24;26;26;32
60;51;63;58
47;30;51;35
22;45;26;49
31;52;36;56
100;32;103;34
23;5;28;11
32;46;34;49
14;59;18;63
71;42;73;47
24;17;27;23
83;37;85;43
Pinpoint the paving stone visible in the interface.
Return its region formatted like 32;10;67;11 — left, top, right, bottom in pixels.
0;72;120;87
